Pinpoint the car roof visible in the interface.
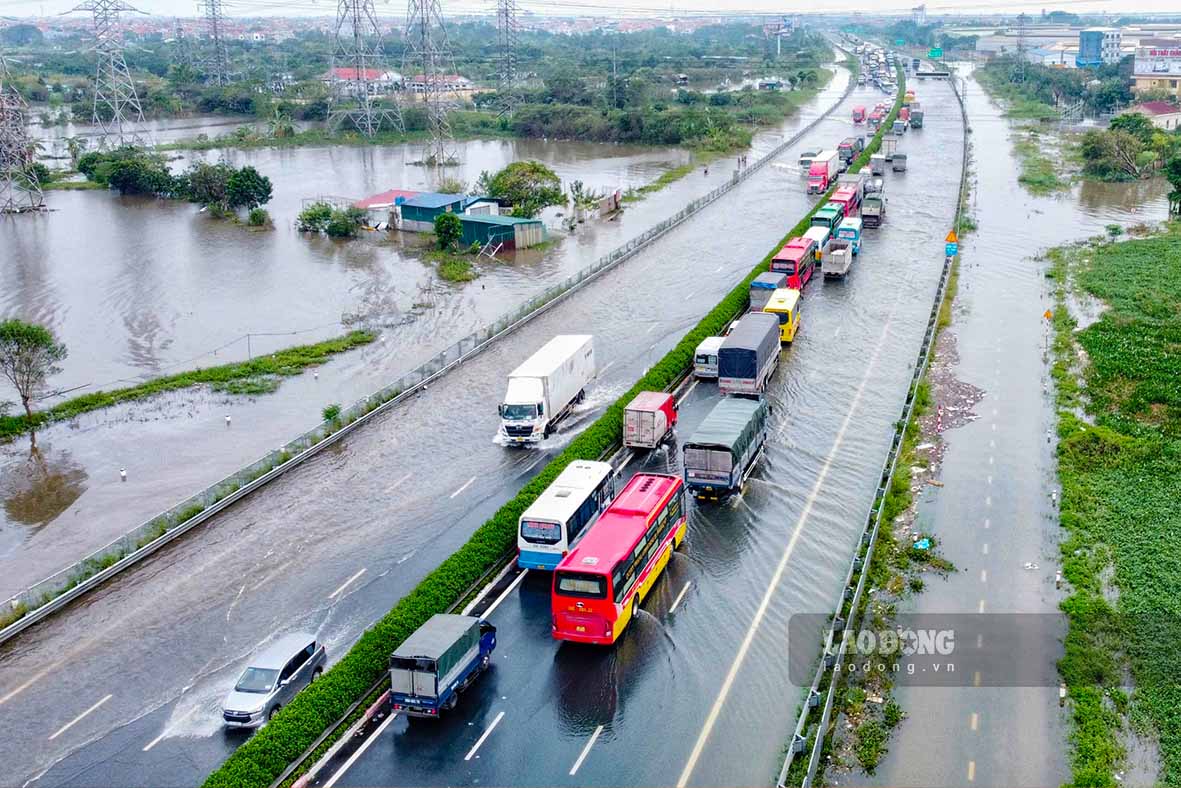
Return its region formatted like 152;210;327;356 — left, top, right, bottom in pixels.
250;632;316;669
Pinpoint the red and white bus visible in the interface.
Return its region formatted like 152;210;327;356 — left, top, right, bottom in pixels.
551;473;686;645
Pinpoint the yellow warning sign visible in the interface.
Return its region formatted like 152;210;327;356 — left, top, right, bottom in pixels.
1043;309;1053;320
945;230;958;244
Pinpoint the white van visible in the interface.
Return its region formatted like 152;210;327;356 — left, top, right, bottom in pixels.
694;336;725;379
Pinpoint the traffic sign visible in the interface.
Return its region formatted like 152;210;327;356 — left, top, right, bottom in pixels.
945;230;958;243
945;242;959;257
1044;309;1054;320
895;38;905;45
928;47;943;59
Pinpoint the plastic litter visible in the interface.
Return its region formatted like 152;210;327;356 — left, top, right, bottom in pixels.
1023;562;1040;570
913;538;931;551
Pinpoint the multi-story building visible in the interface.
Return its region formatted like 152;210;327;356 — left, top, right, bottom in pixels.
1133;40;1181;100
1076;27;1121;68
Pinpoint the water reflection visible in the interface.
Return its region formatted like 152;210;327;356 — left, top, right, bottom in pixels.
1;443;88;530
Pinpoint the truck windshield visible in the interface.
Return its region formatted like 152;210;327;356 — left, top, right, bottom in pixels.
502;404;537;420
521;520;562;545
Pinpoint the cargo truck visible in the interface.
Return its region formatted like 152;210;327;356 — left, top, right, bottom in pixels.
821;237;854;279
717;313;781;397
797;149;819;172
870;153;886;176
499;335;595;445
862;191;887;227
807;151;839;194
749;271;789;311
389;614;496;717
623;391;677;449
893;153;908;172
910;107;924;128
683;397;769;500
881;135;899;161
837;136;864;163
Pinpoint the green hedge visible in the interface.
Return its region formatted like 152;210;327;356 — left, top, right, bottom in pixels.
204;69;905;788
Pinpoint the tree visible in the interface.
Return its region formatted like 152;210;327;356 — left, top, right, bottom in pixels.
0;320;67;437
1109;112;1156;145
434;211;462;250
1165;156;1181;217
183;161;233;208
485;161;565;219
297;201;333;232
64;136;87;167
226;166;273;210
106;156;176;196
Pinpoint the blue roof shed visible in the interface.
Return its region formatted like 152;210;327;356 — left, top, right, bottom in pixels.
400;192;465;224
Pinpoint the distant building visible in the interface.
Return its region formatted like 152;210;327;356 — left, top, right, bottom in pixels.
1076;28;1121;68
322;67;402;96
911;4;927;26
405;74;473;93
1128;100;1181;130
1133;41;1181;100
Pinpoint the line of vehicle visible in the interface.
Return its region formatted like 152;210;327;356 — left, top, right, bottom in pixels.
677;294;901;787
463;710;504;761
48;694;112;741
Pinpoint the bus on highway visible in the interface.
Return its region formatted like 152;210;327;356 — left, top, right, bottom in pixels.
551;473;686;645
518;460;616;570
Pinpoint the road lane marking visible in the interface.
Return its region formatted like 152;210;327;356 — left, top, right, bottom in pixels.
484;570;529;616
328;568;367;600
464;710;505;761
677;378;700;405
647;323;658;333
982;542;989;555
386;472;412;495
983;518;990;529
985;496;991;507
0;664;58;707
569;725;604;776
226;584;246;622
599;360;616;376
450;476;476;499
670;581;692;613
976;634;984;649
989;439;995;449
676;297;898;788
973;671;982;687
970;712;979;731
968;760;976;782
143;706;198;751
323;711;398;788
980;569;987;583
49;694;112;741
988;456;994;466
986;475;992;485
991;423;996;432
978;599;986;614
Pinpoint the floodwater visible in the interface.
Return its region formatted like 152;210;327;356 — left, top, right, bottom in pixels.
0;65;852;600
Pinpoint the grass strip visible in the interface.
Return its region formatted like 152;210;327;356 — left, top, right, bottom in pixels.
1046;224;1181;787
204;56;897;788
0;330;375;443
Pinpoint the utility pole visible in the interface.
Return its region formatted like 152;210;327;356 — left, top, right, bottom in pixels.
1;50;45;213
67;0;145;145
612;45;618;109
328;0;403;136
404;0;460;169
202;0;229;84
495;0;518;116
1015;12;1028;83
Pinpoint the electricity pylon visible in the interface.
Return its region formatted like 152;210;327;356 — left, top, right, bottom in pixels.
404;0;460;168
328;0;403;136
68;0;145;144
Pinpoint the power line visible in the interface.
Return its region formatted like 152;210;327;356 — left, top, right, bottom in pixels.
0;48;45;214
404;0;460;170
328;0;403;136
66;0;145;146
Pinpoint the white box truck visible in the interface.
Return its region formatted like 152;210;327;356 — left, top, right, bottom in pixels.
498;335;595;445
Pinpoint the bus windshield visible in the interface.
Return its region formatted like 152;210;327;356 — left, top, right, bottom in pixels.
520;520;562;545
555;571;607;599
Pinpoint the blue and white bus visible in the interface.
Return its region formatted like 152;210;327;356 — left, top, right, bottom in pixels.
517;460;615;570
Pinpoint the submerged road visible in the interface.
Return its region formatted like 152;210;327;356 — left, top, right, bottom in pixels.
306;82;967;788
0;70;888;788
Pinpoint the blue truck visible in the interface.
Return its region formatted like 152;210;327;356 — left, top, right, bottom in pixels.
389;614;497;717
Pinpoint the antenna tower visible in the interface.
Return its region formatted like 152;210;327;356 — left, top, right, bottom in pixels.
495;0;518;115
69;0;145;145
203;0;229;84
404;0;460;168
1;52;45;213
328;0;403;136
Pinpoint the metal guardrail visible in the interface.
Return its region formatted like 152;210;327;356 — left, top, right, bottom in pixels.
775;64;971;788
0;65;858;646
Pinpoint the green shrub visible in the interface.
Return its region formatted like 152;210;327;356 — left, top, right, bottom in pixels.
322;403;341;422
248;208;269;227
297;202;333;232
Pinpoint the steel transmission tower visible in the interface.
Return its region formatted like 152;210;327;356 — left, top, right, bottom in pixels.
328;0;403;136
69;0;145;144
172;18;194;70
1;52;44;213
495;0;519;115
1015;13;1028;82
404;0;460;167
203;0;229;84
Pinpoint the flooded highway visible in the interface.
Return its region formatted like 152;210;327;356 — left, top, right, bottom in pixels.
0;66;860;787
0;67;853;597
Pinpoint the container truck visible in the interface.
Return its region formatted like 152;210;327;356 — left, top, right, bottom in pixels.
717;313;781;397
623;391;677;449
807;151;839;194
870;153;886;175
892;119;906;136
750;271;789;311
498;335;595;445
683;397;770;501
881;135;899;161
389;614;496;717
821;237;854;279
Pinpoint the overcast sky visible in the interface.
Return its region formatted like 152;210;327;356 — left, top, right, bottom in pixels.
4;0;1180;21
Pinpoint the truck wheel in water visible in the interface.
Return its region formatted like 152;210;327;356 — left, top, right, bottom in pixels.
576;388;586;404
445;693;458;711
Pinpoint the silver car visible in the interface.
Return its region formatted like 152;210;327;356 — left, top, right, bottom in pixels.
222;633;326;727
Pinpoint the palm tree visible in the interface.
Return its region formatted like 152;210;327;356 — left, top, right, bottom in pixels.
64;136;87;166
